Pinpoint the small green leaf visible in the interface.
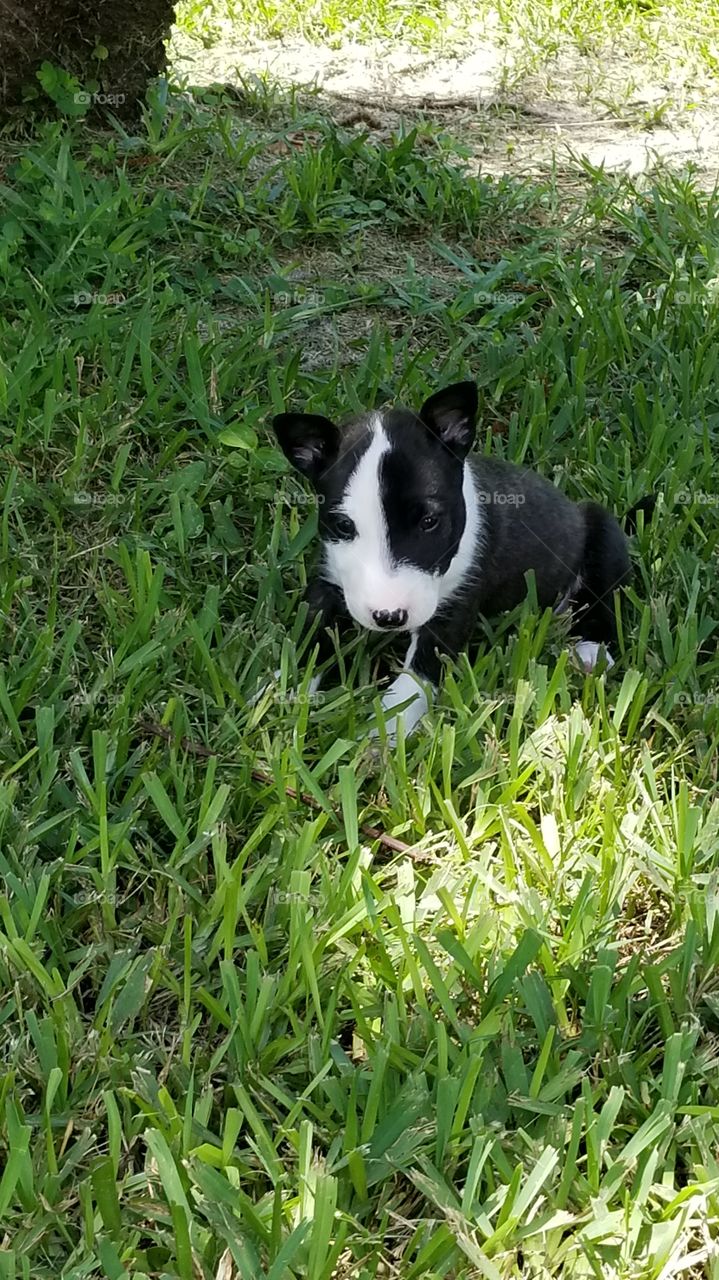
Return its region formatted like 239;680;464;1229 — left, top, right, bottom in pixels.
218;425;258;450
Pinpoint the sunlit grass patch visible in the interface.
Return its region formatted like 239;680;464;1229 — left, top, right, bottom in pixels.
174;0;719;81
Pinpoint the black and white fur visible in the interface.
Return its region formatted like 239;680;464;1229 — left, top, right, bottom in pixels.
273;381;635;742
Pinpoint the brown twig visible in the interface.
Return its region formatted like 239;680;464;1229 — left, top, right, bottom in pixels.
136;719;438;861
138;719;215;758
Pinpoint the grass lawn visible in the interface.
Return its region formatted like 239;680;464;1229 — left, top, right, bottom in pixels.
2;33;719;1280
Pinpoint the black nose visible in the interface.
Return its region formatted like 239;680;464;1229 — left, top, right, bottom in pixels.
372;609;408;629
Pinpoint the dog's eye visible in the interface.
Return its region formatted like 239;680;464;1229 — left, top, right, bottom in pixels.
420;513;440;532
332;515;356;540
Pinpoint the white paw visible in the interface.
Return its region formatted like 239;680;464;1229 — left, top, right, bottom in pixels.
575;641;614;673
369;672;430;745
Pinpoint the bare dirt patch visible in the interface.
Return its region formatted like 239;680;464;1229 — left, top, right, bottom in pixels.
170;24;719;187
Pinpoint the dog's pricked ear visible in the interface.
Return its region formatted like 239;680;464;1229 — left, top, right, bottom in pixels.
273;413;340;482
419;381;478;458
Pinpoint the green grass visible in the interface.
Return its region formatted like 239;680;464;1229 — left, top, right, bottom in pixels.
2;77;719;1278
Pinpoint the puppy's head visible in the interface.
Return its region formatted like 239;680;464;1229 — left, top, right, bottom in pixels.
274;381;477;632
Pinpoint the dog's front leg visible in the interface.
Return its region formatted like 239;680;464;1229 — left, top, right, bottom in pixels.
370;633;430;744
370;606;473;745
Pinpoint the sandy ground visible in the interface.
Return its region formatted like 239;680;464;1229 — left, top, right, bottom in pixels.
170;23;719;186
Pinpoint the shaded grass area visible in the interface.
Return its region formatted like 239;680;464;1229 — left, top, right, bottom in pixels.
1;81;719;1278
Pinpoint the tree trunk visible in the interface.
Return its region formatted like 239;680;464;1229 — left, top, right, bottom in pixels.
1;0;177;115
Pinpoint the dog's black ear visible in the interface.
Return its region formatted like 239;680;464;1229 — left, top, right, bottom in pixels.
419;381;478;459
273;413;340;483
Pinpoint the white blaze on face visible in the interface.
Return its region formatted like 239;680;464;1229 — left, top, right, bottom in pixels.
323;416;442;631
